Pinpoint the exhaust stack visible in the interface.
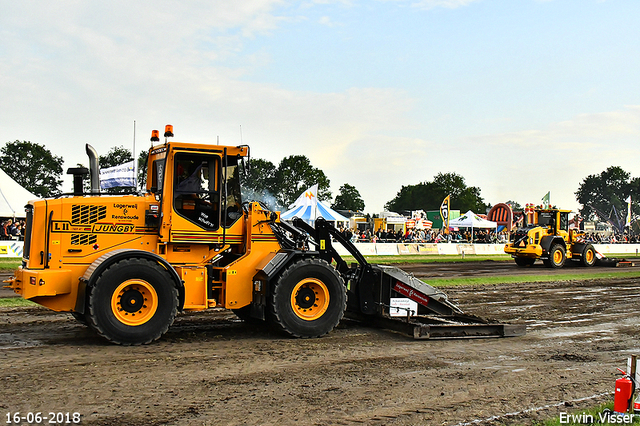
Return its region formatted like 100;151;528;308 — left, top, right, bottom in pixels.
86;144;100;194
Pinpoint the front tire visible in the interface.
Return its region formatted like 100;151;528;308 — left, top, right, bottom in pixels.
581;244;596;267
544;244;566;268
270;258;346;338
88;258;178;345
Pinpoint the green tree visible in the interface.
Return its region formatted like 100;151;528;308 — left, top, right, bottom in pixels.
242;158;277;196
99;145;133;169
385;172;488;213
332;183;365;212
240;156;330;210
0;140;63;198
575;166;637;223
240;158;280;209
137;150;148;191
273;155;331;207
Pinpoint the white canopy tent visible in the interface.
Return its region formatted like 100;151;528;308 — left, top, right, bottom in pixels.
280;184;349;226
0;168;39;218
448;210;497;241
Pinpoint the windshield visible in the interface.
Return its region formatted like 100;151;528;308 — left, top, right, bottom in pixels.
538;212;555;227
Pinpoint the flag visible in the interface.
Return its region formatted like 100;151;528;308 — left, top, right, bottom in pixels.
541;191;550;208
100;161;136;189
626;195;632;227
440;194;450;234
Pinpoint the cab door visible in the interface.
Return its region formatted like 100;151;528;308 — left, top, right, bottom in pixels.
557;211;570;242
163;150;223;244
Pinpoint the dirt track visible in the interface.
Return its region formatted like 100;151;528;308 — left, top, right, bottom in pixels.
2;262;640;425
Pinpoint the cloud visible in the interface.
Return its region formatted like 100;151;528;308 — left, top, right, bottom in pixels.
0;1;290;134
472;106;640;151
3;0;639;216
460;106;640;210
318;15;341;26
411;0;479;9
1;1;289;65
378;0;480;10
0;0;422;210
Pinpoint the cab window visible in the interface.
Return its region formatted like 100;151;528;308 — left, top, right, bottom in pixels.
559;212;569;232
173;154;220;230
222;156;243;228
151;159;164;192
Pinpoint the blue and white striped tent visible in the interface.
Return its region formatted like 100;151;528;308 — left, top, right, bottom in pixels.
280;200;349;223
280;184;349;225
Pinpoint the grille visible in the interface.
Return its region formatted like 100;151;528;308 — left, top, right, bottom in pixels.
72;205;106;224
71;204;105;245
513;231;529;247
71;234;97;246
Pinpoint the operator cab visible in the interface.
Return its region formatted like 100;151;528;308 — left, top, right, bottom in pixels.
146;126;247;238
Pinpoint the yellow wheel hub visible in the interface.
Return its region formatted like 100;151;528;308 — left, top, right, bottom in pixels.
585;250;594;263
291;278;330;321
553;250;563;264
111;279;158;326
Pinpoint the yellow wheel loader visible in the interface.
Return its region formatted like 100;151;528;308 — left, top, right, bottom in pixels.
504;207;596;268
6;126;523;344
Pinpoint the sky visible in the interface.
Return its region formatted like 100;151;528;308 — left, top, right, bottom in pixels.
2;0;640;215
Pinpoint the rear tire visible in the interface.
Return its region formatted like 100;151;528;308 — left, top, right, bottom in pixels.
543;244;566;268
581;244;596;267
514;257;535;267
88;258;178;345
270;258;346;338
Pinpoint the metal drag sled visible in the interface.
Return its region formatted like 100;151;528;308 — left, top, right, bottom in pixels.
276;218;525;340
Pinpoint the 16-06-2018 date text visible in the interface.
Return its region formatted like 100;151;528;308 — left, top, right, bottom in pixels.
5;412;81;424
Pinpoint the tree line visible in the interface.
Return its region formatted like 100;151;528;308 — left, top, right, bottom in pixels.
1;140;638;223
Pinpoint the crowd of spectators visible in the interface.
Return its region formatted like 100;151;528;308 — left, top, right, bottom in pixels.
1;218;636;245
339;227;638;245
339;227;505;244
581;232;639;244
0;218;25;240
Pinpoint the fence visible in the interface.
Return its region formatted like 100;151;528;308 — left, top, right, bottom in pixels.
2;240;639;259
333;242;640;257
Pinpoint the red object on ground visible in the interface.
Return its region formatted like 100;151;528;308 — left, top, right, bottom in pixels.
615;376;633;413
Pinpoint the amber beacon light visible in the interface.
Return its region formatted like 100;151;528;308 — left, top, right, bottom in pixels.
164;125;174;138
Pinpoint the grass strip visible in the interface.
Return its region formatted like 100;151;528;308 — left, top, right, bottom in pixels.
426;270;640;287
534;401;640;425
383;254;511;263
0;297;36;308
0;258;21;271
342;253;640;265
345;254;512;264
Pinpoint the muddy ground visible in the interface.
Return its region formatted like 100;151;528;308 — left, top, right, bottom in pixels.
1;261;639;425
